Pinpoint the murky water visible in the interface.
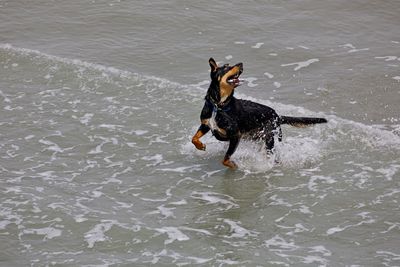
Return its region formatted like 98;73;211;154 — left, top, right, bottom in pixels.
1;1;400;266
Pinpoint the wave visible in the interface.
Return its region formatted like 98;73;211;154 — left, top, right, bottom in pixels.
2;43;399;172
0;43;191;94
0;43;133;78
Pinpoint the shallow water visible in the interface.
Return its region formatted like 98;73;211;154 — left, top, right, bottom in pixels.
1;1;400;266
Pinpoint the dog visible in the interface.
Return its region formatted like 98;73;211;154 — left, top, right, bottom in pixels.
192;58;327;169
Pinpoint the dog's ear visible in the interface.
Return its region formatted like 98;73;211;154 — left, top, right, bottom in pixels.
209;58;218;72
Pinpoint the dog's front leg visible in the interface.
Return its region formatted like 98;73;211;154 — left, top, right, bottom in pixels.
222;135;240;169
192;123;210;151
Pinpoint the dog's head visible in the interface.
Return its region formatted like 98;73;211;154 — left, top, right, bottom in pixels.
208;57;243;104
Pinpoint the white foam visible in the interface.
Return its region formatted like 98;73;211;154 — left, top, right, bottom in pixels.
88;141;105;155
264;72;274;79
0;89;11;103
375;56;399;61
148;205;176;218
185;256;213;265
0;43;192;107
298;205;313;215
169;199;187;205
281;58;319;71
98;124;123;130
373;188;400;205
301;255;328;265
298;45;310;50
376;250;400;261
191;191;239;210
348;48;369;53
0;43;132;78
4;105;23;111
0;220;11;230
155;227;190;244
222;219;258;238
339;43;370;53
308;175;336;192
216;259;242;265
264;234;299;250
85;223;111;248
74;215;88;223
232;141;275;172
339;43;356;49
326;226;344;235
273;81;282;88
326;217;375;236
88;136;119;155
251;42;264;49
79;113;94;125
24;134;35;140
84;220;140;248
179;226;212;236
231;133;324;172
23;227;62;240
376;164;400;181
142;154;164;166
158;164;203;173
133;130;148;136
309;245;332;256
242;77;258;87
38;139;64;153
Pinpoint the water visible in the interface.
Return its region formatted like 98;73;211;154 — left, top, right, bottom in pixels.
1;1;400;266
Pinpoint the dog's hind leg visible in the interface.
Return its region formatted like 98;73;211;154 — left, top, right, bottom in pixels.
265;133;275;154
277;126;282;142
265;126;282;154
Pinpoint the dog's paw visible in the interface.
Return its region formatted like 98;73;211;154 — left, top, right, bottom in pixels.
222;159;238;169
193;141;206;151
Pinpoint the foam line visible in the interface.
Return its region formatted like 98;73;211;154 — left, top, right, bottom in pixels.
2;43;399;149
0;43;132;77
0;43;184;91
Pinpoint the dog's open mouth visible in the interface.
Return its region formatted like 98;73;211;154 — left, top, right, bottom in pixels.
227;68;243;87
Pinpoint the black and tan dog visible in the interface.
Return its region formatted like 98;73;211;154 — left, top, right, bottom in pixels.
191;58;327;169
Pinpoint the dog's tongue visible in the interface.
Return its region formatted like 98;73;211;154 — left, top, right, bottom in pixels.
233;78;241;85
228;77;242;86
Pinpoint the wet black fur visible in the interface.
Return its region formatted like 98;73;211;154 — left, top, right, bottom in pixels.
196;58;327;163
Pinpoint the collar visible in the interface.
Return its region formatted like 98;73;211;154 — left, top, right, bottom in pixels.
206;96;232;112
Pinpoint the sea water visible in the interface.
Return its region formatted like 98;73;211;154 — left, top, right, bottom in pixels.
1;1;400;266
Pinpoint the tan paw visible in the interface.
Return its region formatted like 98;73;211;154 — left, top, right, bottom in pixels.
222;159;238;169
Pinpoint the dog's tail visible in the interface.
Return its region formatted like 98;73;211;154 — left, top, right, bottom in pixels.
280;116;327;128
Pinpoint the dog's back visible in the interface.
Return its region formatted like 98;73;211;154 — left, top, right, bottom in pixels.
234;99;279;132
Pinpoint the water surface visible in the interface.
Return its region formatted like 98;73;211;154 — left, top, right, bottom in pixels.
1;1;400;266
